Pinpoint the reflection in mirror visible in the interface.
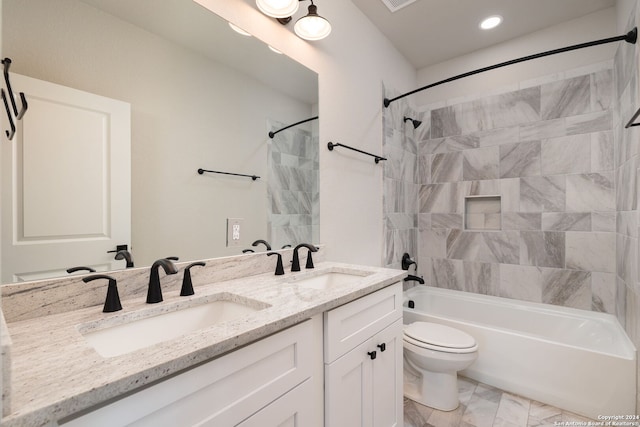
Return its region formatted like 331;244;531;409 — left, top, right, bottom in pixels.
267;117;319;250
1;0;318;283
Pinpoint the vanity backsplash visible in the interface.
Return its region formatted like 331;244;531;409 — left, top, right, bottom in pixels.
1;248;324;323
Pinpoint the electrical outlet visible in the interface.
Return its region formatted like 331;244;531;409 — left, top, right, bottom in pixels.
226;218;244;247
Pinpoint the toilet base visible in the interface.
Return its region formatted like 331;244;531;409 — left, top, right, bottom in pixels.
403;359;460;411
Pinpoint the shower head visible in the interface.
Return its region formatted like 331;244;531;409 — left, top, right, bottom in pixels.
403;116;422;129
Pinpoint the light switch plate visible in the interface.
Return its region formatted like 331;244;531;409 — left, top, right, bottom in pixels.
226;218;244;247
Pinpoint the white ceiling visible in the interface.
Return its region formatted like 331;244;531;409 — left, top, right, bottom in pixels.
351;0;617;69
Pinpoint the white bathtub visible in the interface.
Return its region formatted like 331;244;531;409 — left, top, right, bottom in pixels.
403;286;636;419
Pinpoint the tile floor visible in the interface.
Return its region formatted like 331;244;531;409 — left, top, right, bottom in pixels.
403;377;595;427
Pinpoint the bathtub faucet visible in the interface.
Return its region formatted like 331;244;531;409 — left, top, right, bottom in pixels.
402;253;417;272
405;274;425;285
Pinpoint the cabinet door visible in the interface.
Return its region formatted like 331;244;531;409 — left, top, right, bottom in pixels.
372;319;403;427
324;338;373;427
325;318;403;427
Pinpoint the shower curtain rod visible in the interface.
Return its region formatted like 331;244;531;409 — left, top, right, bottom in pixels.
384;28;638;108
268;116;319;138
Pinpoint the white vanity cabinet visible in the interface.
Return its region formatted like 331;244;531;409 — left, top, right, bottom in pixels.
323;283;403;427
60;316;323;427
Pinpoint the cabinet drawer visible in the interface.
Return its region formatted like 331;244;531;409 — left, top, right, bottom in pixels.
61;317;321;427
324;283;402;363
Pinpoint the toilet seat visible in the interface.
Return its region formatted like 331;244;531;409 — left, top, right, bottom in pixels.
404;322;478;354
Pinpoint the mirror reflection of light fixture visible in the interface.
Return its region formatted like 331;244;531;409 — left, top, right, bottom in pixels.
294;1;331;41
228;22;252;37
256;0;331;41
256;0;300;19
480;15;503;30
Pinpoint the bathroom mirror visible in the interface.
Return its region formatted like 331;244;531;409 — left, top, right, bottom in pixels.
1;0;319;282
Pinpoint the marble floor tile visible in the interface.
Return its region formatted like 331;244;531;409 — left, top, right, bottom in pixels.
403;377;596;427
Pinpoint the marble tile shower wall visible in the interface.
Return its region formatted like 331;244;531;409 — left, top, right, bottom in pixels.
382;84;429;271
614;1;640;411
418;67;617;312
384;63;624;312
267;120;319;250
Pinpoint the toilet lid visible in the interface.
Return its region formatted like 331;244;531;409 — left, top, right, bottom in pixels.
404;322;476;349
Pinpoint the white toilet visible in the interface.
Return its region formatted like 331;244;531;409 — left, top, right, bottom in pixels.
403;321;478;411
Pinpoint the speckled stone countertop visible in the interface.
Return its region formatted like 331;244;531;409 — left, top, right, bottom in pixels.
1;260;405;427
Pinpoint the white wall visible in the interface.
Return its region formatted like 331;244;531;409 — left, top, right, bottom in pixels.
415;8;618;107
196;0;417;266
618;0;636;30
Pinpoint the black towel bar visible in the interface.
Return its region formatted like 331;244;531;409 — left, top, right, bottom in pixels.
327;142;387;164
198;168;260;181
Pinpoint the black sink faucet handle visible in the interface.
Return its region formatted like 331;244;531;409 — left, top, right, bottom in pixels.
83;274;122;313
267;252;285;275
181;262;206;296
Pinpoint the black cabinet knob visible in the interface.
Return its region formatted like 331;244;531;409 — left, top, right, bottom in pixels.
367;351;377;360
377;343;386;352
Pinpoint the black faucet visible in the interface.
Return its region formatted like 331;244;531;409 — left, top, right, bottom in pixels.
83;274;122;312
267;252;285;275
402;253;417;272
147;258;178;303
291;243;318;272
252;239;272;251
404;274;425;285
67;266;96;274
114;250;134;268
180;262;206;296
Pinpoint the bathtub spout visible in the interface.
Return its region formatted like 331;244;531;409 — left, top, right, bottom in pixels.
405;274;424;284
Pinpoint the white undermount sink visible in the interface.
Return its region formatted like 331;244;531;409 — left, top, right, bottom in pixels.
78;294;268;358
288;271;370;290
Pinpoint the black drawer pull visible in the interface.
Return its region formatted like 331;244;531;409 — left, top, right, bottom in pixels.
367;351;377;360
377;343;386;352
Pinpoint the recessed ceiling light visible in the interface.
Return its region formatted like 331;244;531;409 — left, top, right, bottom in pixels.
480;15;503;30
228;22;252;36
268;45;283;54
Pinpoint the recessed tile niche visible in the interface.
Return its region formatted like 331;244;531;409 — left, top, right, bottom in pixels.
465;196;501;230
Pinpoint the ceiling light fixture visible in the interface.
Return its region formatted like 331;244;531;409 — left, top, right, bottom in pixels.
480;15;503;30
228;22;252;37
294;1;331;41
268;45;284;54
255;0;300;19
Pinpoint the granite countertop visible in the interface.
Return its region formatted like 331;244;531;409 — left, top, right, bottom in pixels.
1;262;405;427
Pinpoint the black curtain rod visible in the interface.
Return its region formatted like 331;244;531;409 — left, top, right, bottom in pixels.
269;116;318;138
327;142;387;164
198;168;260;181
384;28;638;108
